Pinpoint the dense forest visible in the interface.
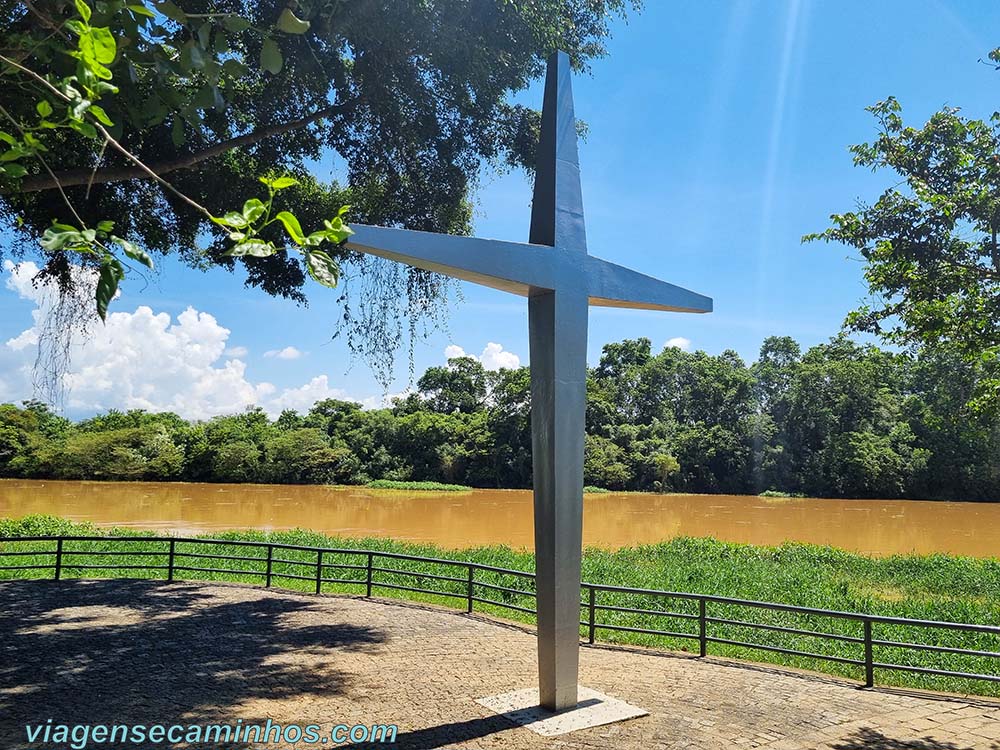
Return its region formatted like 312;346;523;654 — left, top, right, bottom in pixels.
1;335;998;501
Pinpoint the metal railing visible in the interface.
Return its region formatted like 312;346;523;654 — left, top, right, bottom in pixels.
1;535;998;692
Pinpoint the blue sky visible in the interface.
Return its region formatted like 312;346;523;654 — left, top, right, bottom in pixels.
2;0;999;418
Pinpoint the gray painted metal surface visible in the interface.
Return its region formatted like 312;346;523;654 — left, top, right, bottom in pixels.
346;50;711;711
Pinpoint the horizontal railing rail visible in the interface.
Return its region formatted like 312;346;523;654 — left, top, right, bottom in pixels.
2;535;998;691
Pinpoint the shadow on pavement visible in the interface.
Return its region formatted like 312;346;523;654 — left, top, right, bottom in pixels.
0;579;384;748
830;726;987;750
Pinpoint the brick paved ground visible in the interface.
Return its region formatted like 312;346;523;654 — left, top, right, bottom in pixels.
1;579;997;750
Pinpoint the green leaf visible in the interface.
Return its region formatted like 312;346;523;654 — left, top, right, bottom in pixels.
0;132;16;146
260;176;298;190
331;225;354;243
88;104;114;126
127;4;155;18
36;100;53;118
192;84;216;110
197;22;212;49
96;220;115;233
113;236;154;269
222;211;248;228
1;164;27;179
180;40;204;71
96;257;124;321
276;8;310;34
91;61;114;80
22;132;45;152
71;119;97;138
221;58;248;78
222;15;252;33
74;0;92;22
210;212;250;229
275;211;305;244
40;226;82;251
242;198;267;222
213;30;230;55
321;215;354;243
156;0;186;22
170;117;185;146
70;99;91;120
260;38;283;75
89;27;117;64
227;240;277;257
305;250;339;288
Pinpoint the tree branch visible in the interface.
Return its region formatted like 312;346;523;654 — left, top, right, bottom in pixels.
0;52;211;219
0;103;86;228
11;102;351;194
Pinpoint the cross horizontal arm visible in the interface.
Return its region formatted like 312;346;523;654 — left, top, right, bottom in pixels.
585;256;712;313
346;224;713;313
346;224;559;296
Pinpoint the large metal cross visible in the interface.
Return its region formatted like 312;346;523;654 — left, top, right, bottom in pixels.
347;51;712;711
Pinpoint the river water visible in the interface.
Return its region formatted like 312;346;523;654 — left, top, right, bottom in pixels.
1;479;997;557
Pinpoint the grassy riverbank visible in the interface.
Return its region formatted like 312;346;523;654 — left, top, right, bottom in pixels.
365;480;471;491
1;515;998;696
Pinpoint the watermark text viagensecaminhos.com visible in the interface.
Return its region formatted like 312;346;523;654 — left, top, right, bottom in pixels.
24;719;399;748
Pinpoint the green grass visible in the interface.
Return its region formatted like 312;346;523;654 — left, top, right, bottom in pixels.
1;515;998;696
583;486;611;494
758;490;807;498
365;479;471;492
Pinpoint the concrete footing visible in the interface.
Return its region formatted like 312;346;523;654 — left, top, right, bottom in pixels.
476;686;648;736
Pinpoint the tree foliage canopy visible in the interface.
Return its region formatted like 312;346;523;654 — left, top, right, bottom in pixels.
3;336;998;501
1;0;638;388
2;0;638;286
807;97;1000;411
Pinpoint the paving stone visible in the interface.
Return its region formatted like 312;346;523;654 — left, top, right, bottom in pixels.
0;580;998;750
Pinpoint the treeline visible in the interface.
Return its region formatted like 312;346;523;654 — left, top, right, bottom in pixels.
1;335;999;500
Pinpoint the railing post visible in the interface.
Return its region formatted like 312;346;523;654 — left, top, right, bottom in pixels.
365;551;373;597
588;586;596;644
265;544;273;588
863;618;874;688
54;538;63;581
698;597;707;657
315;550;324;595
167;539;176;582
466;565;474;613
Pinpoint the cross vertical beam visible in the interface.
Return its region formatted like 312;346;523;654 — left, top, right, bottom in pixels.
529;287;587;711
529;51;587;711
342;48;713;714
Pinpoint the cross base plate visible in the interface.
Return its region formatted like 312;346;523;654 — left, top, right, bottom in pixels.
476;686;648;736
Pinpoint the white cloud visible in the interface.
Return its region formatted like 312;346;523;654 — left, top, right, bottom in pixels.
4;260;86;360
361;387;414;410
264;346;303;360
665;337;692;351
57;305;266;419
444;341;520;371
479;342;520;370
1;261;364;420
5;327;38;352
265;375;355;413
4;259;43;299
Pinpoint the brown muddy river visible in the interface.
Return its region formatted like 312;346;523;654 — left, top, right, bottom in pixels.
1;479;998;557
